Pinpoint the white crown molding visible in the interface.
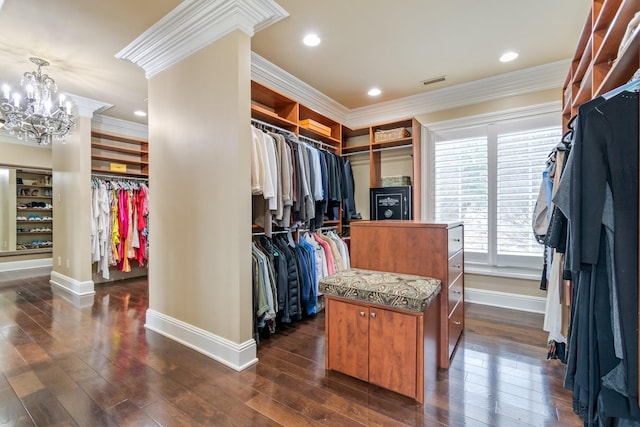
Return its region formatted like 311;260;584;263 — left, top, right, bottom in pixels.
116;0;288;79
145;309;258;371
423;101;561;132
346;59;570;128
251;54;569;129
66;93;113;118
92;114;148;140
251;52;349;124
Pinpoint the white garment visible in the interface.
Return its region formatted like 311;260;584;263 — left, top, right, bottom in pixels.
543;251;566;344
262;133;278;211
329;231;350;269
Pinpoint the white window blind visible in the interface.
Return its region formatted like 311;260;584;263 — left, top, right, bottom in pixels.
428;108;562;270
496;127;561;258
434;137;488;254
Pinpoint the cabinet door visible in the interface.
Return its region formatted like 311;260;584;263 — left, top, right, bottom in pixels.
327;299;369;381
368;308;418;398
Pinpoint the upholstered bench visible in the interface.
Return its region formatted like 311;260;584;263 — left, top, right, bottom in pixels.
319;268;441;404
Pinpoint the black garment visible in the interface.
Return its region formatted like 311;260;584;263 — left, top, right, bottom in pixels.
563;91;640;424
274;237;301;321
569;96;606;272
342;159;357;221
580;91;639;405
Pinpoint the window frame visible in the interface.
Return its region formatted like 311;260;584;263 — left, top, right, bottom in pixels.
422;102;562;272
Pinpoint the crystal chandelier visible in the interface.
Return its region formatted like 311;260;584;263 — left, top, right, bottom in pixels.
0;57;74;145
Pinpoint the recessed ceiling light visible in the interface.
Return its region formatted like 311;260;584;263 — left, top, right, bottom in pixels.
499;51;519;62
303;34;321;47
368;88;381;97
134;110;147;117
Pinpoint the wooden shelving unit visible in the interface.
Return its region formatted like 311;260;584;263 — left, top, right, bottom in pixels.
251;81;345;234
562;0;640;124
563;0;639;408
91;130;149;177
343;118;422;221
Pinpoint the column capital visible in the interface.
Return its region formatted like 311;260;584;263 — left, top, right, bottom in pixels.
66;93;113;119
116;0;288;79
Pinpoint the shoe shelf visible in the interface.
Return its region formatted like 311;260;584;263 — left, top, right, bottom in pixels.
15;169;54;252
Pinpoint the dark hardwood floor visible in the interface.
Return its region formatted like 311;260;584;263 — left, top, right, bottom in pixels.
0;269;581;426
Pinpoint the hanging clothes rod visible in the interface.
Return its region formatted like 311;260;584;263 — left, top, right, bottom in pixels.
91;173;149;183
298;135;334;151
299;225;338;233
251;229;293;237
251;118;296;137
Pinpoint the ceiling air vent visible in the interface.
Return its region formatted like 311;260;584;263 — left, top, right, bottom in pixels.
420;75;446;86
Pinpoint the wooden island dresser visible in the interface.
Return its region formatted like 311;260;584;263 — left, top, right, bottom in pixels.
349;220;464;368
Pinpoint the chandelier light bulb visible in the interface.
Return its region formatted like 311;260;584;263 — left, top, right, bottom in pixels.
2;84;9;99
59;93;65;107
12;93;20;107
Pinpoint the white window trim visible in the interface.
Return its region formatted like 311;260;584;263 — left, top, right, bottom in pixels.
421;101;561;277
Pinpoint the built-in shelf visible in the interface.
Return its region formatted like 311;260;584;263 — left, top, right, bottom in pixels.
91;130;149;177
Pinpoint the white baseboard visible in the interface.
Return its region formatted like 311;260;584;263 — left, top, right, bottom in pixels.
49;271;95;307
144;309;258;371
0;258;52;272
465;287;546;314
145;309;258;372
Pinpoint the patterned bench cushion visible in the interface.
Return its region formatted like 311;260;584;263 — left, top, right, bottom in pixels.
319;268;441;312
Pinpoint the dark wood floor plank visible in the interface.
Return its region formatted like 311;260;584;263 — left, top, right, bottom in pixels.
57;387;119;427
0;271;584;426
21;388;74;426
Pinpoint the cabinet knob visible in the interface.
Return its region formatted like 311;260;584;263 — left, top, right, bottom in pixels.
454;290;462;295
453;238;461;242
359;311;365;317
453;321;462;326
454;264;462;269
370;312;376;318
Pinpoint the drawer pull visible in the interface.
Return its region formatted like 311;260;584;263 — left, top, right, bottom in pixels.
453;321;462;326
359;311;365;317
370;312;376;318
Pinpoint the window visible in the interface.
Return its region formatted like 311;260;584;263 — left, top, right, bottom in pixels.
434;136;488;253
428;108;561;269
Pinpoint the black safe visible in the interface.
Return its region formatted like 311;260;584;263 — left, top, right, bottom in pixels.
369;186;412;220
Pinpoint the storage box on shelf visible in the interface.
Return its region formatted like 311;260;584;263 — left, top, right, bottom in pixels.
91;130;149;177
298;104;341;150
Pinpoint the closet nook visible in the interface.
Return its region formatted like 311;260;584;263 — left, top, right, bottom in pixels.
90;130;150;284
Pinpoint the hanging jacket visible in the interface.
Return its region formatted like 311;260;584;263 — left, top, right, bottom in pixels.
274;236;301;321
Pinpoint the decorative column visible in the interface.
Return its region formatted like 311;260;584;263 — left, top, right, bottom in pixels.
117;0;288;370
49;94;112;307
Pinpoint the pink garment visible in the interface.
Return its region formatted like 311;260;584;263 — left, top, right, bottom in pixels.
313;233;335;275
